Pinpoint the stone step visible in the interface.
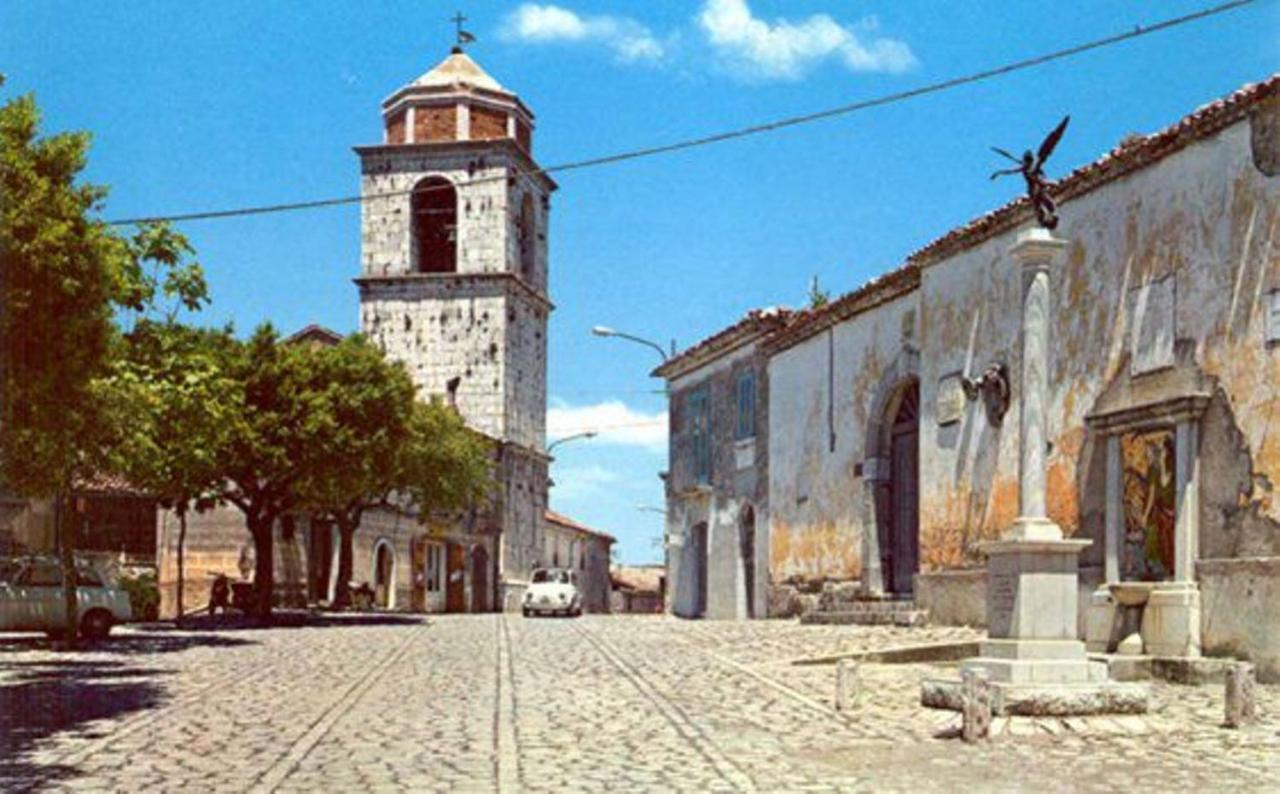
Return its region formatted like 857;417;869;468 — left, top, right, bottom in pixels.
799;608;929;627
814;599;921;614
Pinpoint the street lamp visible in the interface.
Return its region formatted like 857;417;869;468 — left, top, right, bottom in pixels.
591;326;673;363
546;430;597;454
635;504;667;515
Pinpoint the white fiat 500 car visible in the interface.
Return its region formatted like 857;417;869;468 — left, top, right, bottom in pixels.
0;558;133;639
522;568;582;617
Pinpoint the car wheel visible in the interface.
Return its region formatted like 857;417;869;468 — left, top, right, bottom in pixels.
80;610;113;641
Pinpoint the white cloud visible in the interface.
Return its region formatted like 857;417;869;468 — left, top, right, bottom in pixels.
550;464;621;501
697;0;916;81
499;4;666;64
546;399;668;453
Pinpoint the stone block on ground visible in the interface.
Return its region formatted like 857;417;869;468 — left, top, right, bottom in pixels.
1225;661;1258;729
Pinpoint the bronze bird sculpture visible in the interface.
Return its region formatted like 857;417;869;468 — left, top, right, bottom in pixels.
991;115;1070;230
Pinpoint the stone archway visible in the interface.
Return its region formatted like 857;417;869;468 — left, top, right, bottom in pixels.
861;347;921;597
739;505;756;619
886;383;921;596
372;538;396;609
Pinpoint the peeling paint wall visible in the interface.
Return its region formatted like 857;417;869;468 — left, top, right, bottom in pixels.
767;293;918;584
917;112;1280;570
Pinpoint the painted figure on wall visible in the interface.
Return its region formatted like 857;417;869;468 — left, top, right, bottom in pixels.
1120;430;1176;581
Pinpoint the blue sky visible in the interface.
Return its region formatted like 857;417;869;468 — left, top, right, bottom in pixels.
3;1;1276;564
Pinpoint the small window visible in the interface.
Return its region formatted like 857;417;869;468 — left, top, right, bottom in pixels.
735;370;756;440
689;386;712;484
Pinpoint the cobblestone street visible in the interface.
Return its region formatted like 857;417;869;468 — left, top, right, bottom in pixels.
2;615;1277;792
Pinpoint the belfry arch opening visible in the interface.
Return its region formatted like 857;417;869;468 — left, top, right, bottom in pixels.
518;192;536;280
412;176;457;273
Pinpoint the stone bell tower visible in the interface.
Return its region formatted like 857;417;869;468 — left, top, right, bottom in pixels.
354;47;555;598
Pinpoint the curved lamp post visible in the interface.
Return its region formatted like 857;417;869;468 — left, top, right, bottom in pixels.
591;326;672;363
547;430;597;454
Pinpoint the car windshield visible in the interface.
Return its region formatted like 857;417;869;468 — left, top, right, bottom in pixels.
532;569;569;584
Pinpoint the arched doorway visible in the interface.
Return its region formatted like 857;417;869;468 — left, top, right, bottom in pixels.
887;382;920;597
471;545;490;613
739;505;756;618
373;539;395;609
411;176;457;273
689;522;708;618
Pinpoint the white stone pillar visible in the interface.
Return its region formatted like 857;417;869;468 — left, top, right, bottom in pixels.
1104;435;1122;583
1008;228;1068;541
1174;420;1200;582
406;106;416;144
457;102;471;141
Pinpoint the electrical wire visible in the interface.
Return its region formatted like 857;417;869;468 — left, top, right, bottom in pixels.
105;0;1258;227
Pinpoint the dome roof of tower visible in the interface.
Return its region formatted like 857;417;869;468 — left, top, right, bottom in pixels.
411;50;508;94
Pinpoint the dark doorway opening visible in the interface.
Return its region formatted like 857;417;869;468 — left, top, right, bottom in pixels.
888;382;920;597
739;506;756;618
471;545;490;613
446;542;467;613
689;522;708;618
374;542;394;608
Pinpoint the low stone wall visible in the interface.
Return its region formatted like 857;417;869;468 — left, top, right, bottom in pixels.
915;565;1103;634
1198;556;1280;682
914;569;987;627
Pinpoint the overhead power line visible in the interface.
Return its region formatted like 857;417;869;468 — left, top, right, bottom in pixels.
107;0;1258;227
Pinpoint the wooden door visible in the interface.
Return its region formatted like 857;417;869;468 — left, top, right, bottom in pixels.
691;523;708;617
889;384;920;597
445;543;466;613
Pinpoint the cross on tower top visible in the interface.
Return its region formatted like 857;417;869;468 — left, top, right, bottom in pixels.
450;11;476;53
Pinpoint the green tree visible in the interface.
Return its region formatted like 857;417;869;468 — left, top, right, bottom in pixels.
400;399;493;523
294;335;416;609
296;337;493;610
0;90;195;643
216;325;327;620
107;323;239;623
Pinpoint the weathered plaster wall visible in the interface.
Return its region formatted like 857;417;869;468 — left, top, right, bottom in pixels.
917;115;1280;569
767;292;918;584
1198;556;1280;681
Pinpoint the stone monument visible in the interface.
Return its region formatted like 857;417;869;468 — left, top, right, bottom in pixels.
922;228;1149;717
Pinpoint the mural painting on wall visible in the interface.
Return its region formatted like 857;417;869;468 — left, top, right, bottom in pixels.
1120;429;1176;581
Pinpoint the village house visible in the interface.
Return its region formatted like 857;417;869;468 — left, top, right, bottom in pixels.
542;510;615;613
610;564;666;614
655;309;791;619
662;74;1280;678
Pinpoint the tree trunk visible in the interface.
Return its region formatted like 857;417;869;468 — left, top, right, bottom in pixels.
57;487;79;648
333;514;357;610
248;514;275;623
176;506;188;627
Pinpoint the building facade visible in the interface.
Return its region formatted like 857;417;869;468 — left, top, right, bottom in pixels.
355;48;554;611
659;74;1280;679
657;310;790;620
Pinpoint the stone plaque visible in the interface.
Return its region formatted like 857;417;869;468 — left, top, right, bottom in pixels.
988;572;1016;636
1130;277;1175;375
936;373;965;426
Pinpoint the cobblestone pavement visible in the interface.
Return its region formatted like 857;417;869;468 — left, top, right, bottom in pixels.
2;614;1277;792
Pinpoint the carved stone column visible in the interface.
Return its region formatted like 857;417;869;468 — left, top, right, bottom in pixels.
1009;227;1068;541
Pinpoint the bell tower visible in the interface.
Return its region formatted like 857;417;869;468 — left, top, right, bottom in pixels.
354;47;554;589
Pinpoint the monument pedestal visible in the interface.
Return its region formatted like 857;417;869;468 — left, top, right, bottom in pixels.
921;228;1148;718
922;533;1150;715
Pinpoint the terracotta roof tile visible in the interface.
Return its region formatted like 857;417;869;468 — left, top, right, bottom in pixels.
545;509;616;543
652;308;795;380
